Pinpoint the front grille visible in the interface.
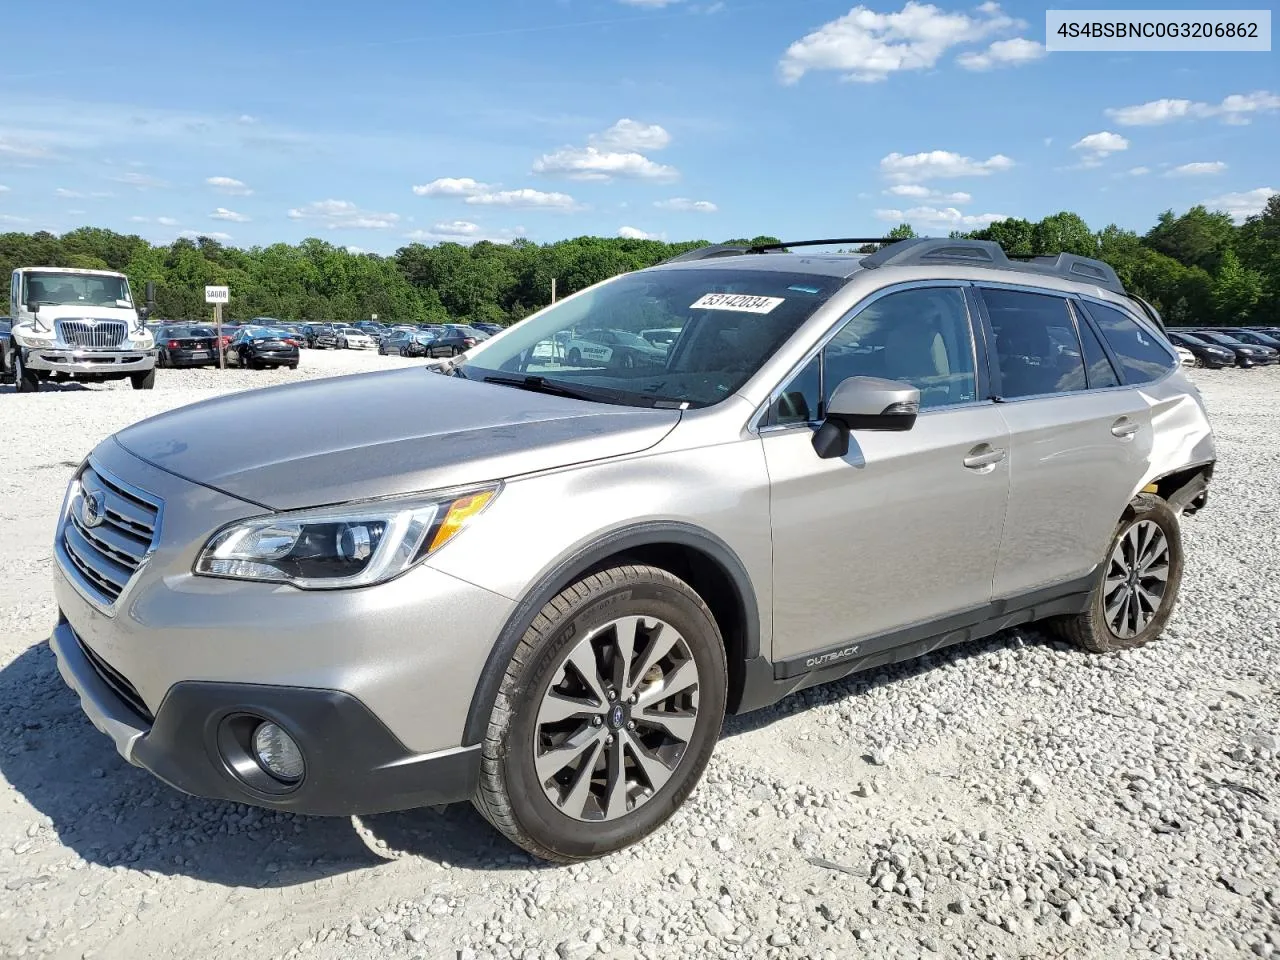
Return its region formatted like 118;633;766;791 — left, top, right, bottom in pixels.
75;631;153;723
56;319;128;349
59;464;162;608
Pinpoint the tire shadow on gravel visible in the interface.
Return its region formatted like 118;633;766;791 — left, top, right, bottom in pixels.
0;642;536;885
723;626;1068;739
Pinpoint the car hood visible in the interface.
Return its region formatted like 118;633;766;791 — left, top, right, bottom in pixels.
112;368;681;510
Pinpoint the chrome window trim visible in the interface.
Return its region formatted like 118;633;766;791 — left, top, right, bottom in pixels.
748;279;980;434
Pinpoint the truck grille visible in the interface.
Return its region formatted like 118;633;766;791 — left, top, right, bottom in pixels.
58;464;162;608
57;319;128;349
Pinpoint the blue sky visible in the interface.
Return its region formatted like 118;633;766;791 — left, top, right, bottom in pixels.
0;0;1275;253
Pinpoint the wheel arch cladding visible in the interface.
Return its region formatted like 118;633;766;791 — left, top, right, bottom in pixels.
461;522;760;746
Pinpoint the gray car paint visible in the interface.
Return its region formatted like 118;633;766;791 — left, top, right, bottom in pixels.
49;250;1216;787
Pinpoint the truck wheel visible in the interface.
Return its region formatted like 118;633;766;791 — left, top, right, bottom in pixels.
130;369;156;391
1048;494;1183;653
13;350;40;393
473;564;727;862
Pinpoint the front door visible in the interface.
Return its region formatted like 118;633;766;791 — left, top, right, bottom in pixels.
764;285;1011;667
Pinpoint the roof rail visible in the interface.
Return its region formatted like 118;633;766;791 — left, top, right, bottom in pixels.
659;244;751;264
860;238;1126;295
747;237;899;253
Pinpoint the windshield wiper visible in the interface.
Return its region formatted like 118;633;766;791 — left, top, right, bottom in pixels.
482;374;673;408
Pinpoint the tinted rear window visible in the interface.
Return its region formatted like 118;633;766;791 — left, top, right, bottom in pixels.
1084;302;1177;384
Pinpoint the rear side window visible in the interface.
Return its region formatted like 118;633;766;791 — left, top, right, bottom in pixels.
980;289;1086;399
1074;312;1121;388
1083;302;1177;384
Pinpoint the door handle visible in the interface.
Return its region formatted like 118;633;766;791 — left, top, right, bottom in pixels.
1111;418;1140;439
963;446;1007;470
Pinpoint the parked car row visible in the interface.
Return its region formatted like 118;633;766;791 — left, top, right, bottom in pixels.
151;323;300;371
1167;327;1280;368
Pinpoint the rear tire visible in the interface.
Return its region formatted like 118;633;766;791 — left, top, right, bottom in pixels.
473;564;726;862
130;369;156;391
1048;494;1183;653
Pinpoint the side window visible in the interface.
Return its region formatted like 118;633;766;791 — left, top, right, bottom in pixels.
823;287;977;410
1082;301;1176;385
1073;308;1121;388
981;289;1086;399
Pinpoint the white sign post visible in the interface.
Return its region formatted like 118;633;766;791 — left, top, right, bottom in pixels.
205;286;230;369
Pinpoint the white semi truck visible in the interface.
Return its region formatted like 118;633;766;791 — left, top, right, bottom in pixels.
4;266;158;392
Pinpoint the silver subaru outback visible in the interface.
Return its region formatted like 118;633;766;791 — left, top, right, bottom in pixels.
49;238;1215;862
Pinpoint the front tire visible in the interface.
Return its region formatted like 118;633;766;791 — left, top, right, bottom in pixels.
473;564;727;862
1049;494;1183;653
13;350;39;393
130;369;156;390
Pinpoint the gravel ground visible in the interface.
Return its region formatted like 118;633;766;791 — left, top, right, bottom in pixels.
0;356;1277;960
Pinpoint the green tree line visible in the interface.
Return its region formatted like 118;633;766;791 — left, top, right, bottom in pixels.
1;199;1276;327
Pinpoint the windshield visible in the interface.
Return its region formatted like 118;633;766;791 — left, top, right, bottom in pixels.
1204;332;1243;345
457;267;845;408
26;272;131;308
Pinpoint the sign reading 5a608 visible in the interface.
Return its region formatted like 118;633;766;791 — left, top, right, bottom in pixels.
204;285;230;304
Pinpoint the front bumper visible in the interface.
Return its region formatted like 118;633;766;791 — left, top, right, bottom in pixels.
50;620;480;815
26;346;156;375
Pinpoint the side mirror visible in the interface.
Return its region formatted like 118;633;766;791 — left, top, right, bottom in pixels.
812;376;920;460
26;300;39;315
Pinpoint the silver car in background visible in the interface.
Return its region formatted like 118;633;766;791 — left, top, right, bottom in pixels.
48;238;1215;862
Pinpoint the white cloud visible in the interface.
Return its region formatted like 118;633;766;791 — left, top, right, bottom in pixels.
1106;90;1280;126
779;1;1020;84
287;199;400;229
111;171;169;189
237;114;257;124
1203;187;1277;223
617;0;682;5
1071;131;1128;165
956;37;1044;70
880;150;1014;182
206;176;253;196
157;216;179;226
0;136;56;162
884;183;971;203
412;177;493;197
211;207;250;222
533;145;678;182
1166;161;1227;177
654;197;718;212
179;229;233;241
590;119;672;152
54;187;82;198
875;206;1008;229
0;184;9;193
464;188;581;210
1128;166;1150;176
618;226;665;240
0;214;30;224
346;245;366;254
405;221;527;244
129;215;149;223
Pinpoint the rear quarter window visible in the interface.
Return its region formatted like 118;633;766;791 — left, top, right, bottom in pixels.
1082;302;1177;385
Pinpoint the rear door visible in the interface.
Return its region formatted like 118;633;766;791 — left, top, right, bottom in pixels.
974;286;1155;598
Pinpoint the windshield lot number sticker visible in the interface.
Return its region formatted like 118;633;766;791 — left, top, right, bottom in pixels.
690;293;785;314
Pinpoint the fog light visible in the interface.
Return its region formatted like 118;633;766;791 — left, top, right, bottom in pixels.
252;722;305;782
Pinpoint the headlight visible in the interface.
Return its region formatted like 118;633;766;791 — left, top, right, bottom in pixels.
13;330;54;348
131;329;154;347
194;486;498;588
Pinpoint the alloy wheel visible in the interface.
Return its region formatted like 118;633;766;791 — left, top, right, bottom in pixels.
1103;519;1171;639
534;615;701;822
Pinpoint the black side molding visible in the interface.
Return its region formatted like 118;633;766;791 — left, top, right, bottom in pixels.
734;571;1098;715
